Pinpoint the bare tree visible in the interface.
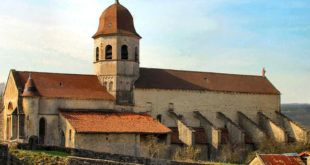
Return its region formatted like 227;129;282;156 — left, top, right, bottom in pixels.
0;82;5;110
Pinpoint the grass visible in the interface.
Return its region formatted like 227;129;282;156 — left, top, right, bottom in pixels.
9;147;69;164
28;150;70;157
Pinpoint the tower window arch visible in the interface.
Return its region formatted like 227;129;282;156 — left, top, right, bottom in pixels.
109;82;113;91
121;45;128;60
135;47;139;62
105;45;112;59
8;102;13;111
95;47;99;62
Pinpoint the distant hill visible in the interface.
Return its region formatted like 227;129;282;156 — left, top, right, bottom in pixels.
281;104;310;129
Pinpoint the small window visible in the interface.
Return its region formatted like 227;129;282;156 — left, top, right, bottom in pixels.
96;47;99;62
157;114;162;123
135;47;139;62
105;45;112;59
121;45;128;60
69;129;72;141
109;82;113;91
8;102;13;111
103;81;107;87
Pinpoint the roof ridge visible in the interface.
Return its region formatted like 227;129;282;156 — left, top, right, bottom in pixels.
15;70;94;77
140;67;264;78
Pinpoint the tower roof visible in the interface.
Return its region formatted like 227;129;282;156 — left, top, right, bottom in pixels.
22;73;39;97
92;1;141;39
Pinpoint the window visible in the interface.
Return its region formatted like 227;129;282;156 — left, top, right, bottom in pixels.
69;130;72;141
8;102;13;111
96;47;99;62
109;82;113;91
39;118;46;144
157;114;162;123
60;131;65;147
135;47;139;62
121;45;128;60
105;45;112;59
103;81;107;87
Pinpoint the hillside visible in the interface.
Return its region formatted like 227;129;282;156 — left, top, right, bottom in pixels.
281;104;310;129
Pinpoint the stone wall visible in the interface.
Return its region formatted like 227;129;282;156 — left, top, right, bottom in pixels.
134;89;280;129
217;112;245;145
0;144;8;164
177;120;195;146
276;112;310;143
75;133;140;157
194;111;220;160
258;112;286;143
238;112;267;145
0;143;206;165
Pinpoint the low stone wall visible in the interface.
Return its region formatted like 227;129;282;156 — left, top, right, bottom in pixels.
68;156;141;165
13;143;206;165
0;144;8;164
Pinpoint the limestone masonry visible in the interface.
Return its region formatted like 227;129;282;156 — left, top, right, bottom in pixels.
1;0;309;161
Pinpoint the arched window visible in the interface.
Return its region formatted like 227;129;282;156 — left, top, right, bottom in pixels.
109;82;113;91
96;47;99;62
8;102;13;111
39;118;46;144
105;45;112;59
135;47;139;62
157;114;162;123
60;131;65;147
121;45;128;60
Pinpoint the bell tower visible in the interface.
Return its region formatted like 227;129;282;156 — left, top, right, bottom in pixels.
93;0;141;105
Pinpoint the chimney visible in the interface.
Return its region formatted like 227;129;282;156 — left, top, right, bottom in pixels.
262;68;266;77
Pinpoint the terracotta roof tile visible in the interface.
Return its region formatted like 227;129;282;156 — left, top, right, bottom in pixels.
135;68;280;95
15;71;115;100
299;151;310;157
258;155;304;165
60;111;171;134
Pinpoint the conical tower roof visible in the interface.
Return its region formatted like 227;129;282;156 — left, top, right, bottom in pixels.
22;73;39;97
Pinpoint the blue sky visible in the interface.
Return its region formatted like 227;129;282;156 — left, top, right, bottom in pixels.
0;0;309;103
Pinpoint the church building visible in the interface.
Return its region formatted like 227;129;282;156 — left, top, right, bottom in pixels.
1;0;309;160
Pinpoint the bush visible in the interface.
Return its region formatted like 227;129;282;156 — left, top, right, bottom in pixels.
218;142;248;164
143;135;168;159
173;146;201;162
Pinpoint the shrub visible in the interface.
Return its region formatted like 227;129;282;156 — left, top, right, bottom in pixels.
173;146;201;161
143;135;168;159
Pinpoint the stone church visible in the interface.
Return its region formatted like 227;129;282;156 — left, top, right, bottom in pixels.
1;0;309;160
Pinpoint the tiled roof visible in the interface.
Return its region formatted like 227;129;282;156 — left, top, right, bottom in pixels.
93;3;141;38
14;71;115;100
258;154;304;165
299;151;310;157
60;111;171;134
135;68;280;95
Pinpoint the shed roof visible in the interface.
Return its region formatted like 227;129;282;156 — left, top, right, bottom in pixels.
257;154;304;165
60;110;171;134
136;68;280;95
